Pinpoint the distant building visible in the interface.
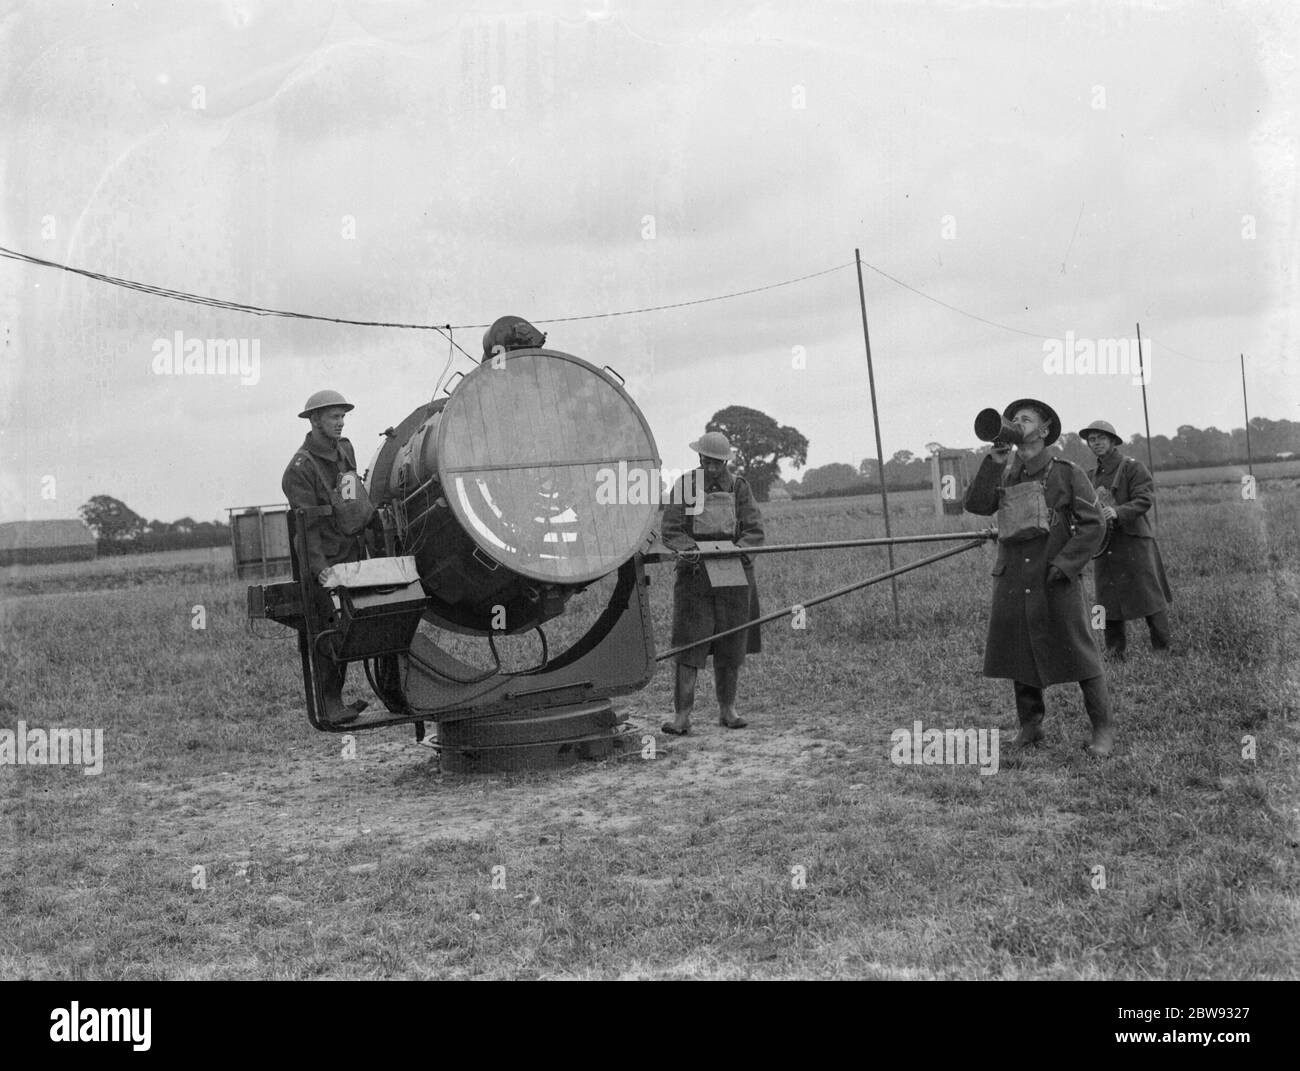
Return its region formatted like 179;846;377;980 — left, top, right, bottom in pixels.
0;519;97;566
766;484;792;501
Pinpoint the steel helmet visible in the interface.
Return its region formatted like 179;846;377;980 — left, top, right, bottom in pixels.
298;390;355;419
1002;398;1061;447
689;431;733;461
481;315;546;360
1078;419;1122;445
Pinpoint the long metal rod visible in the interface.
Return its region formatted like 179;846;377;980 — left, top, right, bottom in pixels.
1241;353;1254;478
402;475;439;506
643;530;996;563
1135;321;1157;526
654;538;986;662
855;247;899;626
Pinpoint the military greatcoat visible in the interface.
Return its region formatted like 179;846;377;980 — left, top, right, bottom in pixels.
963;449;1105;688
281;434;364;578
660;469;764;669
1088;450;1172;620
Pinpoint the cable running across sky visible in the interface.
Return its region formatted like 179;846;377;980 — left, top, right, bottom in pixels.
0;242;1233;364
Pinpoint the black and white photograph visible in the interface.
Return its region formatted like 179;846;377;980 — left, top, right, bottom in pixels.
2;0;1296;1010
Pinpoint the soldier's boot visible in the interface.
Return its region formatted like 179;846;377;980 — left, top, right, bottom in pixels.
1011;682;1045;748
715;665;747;729
662;664;696;735
1103;619;1127;662
1147;611;1171;652
1080;675;1114;757
318;662;361;726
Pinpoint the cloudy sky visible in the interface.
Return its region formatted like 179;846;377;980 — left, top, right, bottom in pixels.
2;0;1296;524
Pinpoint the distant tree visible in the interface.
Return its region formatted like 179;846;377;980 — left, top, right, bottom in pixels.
1250;416;1292;456
1057;432;1095;469
79;495;144;543
883;449;927;488
705;405;808;502
1199;427;1231;465
1146;434;1174;469
1228;428;1250;460
1171;424;1203;466
799;463;863;496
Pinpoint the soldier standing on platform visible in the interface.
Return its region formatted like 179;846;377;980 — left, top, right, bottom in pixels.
282;390;375;725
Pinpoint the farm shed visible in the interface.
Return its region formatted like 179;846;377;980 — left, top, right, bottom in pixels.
0;519;97;566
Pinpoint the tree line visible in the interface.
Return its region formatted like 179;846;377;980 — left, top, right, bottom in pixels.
701;405;1299;502
783;417;1300;499
79;495;230;555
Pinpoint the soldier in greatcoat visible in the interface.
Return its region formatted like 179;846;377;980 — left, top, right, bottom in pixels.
282;390;375;725
1079;420;1172;659
963;399;1116;756
660;431;764;735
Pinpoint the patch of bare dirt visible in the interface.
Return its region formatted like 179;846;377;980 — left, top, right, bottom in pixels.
126;713;834;861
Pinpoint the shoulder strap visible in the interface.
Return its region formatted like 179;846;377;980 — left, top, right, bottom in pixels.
1049;456;1102;522
1042;456;1065;482
296;450;337;494
1037;455;1072;478
1110;456;1128;492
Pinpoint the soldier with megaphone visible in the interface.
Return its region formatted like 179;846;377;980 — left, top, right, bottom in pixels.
964;399;1116;757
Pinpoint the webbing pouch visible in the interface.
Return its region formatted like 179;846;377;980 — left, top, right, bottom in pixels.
996;480;1051;543
694;491;737;540
300;452;375;536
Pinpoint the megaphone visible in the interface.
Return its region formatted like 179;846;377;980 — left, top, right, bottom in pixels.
974;408;1025;447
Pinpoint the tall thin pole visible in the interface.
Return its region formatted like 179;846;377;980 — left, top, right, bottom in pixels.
855;248;899;626
1241;354;1254;478
1135;322;1157;526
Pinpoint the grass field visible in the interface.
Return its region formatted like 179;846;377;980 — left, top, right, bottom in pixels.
0;545;230;597
1153;458;1300;485
784;458;1300;516
1;478;1297;979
